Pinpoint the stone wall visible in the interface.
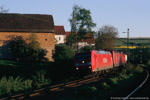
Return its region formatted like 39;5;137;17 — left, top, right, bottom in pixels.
0;32;55;61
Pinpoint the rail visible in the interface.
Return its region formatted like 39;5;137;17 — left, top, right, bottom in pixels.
123;70;149;100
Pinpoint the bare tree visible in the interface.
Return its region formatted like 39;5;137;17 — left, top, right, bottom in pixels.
95;25;118;50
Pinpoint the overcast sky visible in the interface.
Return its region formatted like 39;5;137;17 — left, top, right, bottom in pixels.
0;0;150;37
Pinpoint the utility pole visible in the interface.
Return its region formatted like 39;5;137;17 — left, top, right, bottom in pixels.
123;28;130;65
127;28;130;65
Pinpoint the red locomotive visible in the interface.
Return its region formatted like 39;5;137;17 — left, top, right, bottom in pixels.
74;50;127;73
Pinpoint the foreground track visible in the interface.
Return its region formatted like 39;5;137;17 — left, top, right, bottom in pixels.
123;68;150;100
0;74;104;100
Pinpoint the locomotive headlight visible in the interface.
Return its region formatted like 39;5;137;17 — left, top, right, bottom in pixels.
89;66;91;69
76;67;79;70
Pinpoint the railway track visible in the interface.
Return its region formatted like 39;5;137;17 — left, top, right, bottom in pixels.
123;68;150;100
0;75;103;100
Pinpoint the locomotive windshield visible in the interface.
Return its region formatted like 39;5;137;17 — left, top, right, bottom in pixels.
75;53;91;62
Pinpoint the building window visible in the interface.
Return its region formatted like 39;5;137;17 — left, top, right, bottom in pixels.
45;39;47;41
59;37;61;40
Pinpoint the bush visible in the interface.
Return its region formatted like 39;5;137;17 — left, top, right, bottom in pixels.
118;73;129;80
54;45;75;61
24;79;32;90
0;76;32;95
135;64;143;74
127;64;143;74
0;76;10;95
5;34;48;62
32;70;51;88
7;76;24;93
100;82;110;90
108;78;118;86
79;46;95;53
126;64;135;74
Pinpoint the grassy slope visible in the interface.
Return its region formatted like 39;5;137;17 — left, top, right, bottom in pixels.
0;60;74;83
115;38;150;47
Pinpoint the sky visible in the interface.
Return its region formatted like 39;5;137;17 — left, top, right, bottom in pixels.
0;0;150;37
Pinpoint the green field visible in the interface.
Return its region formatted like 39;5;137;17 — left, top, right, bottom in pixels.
115;38;150;47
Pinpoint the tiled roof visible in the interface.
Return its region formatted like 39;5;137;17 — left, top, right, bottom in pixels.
0;13;55;33
65;32;95;44
54;26;65;35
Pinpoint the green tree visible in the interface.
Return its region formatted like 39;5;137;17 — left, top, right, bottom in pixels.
28;33;40;50
77;7;96;40
5;34;47;62
54;45;75;61
68;5;96;46
67;33;78;47
95;25;118;50
7;36;27;60
69;5;80;33
26;34;48;61
79;45;95;53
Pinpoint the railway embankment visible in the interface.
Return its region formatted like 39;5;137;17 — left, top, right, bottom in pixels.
49;64;146;100
30;64;146;100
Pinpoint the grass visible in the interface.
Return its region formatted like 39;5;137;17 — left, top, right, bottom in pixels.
0;60;75;82
0;60;23;67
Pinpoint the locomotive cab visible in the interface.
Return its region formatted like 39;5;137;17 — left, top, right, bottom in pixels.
74;52;92;73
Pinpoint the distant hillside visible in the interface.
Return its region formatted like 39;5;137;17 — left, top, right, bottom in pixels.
115;37;150;47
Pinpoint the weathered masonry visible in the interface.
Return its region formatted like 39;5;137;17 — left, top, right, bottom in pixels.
0;13;55;61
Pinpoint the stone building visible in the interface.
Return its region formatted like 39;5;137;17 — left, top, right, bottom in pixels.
0;13;55;61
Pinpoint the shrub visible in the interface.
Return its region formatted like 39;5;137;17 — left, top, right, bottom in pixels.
7;76;24;92
126;64;135;75
32;70;51;88
118;73;129;80
54;45;75;61
24;79;32;90
135;64;143;74
0;76;10;95
108;78;118;86
127;64;143;74
100;82;110;90
5;34;48;62
79;46;95;53
0;76;32;95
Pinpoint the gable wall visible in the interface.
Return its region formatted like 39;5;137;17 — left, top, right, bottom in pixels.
0;32;55;61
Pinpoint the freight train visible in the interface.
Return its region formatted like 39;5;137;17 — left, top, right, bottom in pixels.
74;50;127;74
